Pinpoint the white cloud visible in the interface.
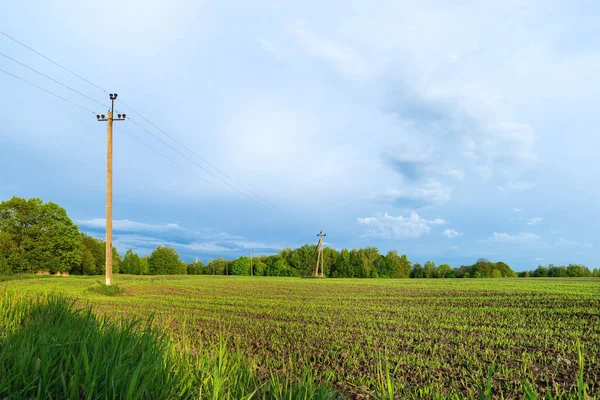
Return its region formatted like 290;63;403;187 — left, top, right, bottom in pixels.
443;229;462;238
289;19;370;79
497;180;535;193
466;123;538;180
526;217;543;226
279;4;547;202
81;218;281;258
260;39;279;54
374;180;452;208
513;208;523;213
484;232;543;246
357;212;445;239
77;218;186;233
413;181;452;204
442;168;464;180
556;238;593;248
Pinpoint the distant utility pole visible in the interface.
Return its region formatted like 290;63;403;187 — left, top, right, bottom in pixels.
97;94;125;286
314;230;326;277
250;251;253;276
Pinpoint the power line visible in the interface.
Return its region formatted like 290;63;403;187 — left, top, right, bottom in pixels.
120;101;277;209
0;50;109;109
126;117;268;206
0;66;213;195
0;66;248;202
0;29;109;94
125;110;299;221
0;57;286;221
0;56;272;213
0;67;96;114
0;28;291;219
116;126;234;196
0;29;276;211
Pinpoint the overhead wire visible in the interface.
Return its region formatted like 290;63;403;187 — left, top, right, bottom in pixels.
0;35;251;201
126;117;269;206
0;29;109;94
119;101;276;209
0;67;240;198
0;53;274;212
0;50;110;109
0;68;239;199
0;28;287;216
115;126;235;197
0;67;96;114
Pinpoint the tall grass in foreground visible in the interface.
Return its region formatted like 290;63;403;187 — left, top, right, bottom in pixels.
0;290;596;399
0;291;338;399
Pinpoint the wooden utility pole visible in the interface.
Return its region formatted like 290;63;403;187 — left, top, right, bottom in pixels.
250;251;253;276
314;230;326;277
97;94;125;286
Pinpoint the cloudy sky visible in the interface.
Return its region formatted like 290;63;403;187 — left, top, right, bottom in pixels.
1;1;598;270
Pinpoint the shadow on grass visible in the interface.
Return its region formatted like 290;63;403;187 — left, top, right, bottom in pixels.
0;291;340;399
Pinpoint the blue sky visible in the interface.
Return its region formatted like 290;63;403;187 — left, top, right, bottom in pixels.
1;1;599;270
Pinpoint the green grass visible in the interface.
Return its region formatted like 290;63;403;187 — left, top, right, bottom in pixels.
2;275;599;399
0;290;337;399
87;281;123;296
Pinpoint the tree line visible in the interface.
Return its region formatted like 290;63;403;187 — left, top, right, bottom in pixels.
518;264;597;278
1;197;598;278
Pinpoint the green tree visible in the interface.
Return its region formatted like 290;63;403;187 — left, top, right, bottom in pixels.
359;247;379;278
139;256;150;275
495;261;517;277
332;249;350;277
0;231;16;274
437;264;452;278
231;256;251;276
566;264;592;277
383;251;411;278
268;259;298;276
533;265;549;277
81;248;97;275
253;261;267;276
0;197;82;274
187;260;205;275
112;247;122;275
207;258;225;275
290;244;318;276
81;234;105;274
453;266;470;278
148;246;184;275
348;250;363;278
424;261;436;278
410;263;425;278
470;259;493;278
121;249;141;275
